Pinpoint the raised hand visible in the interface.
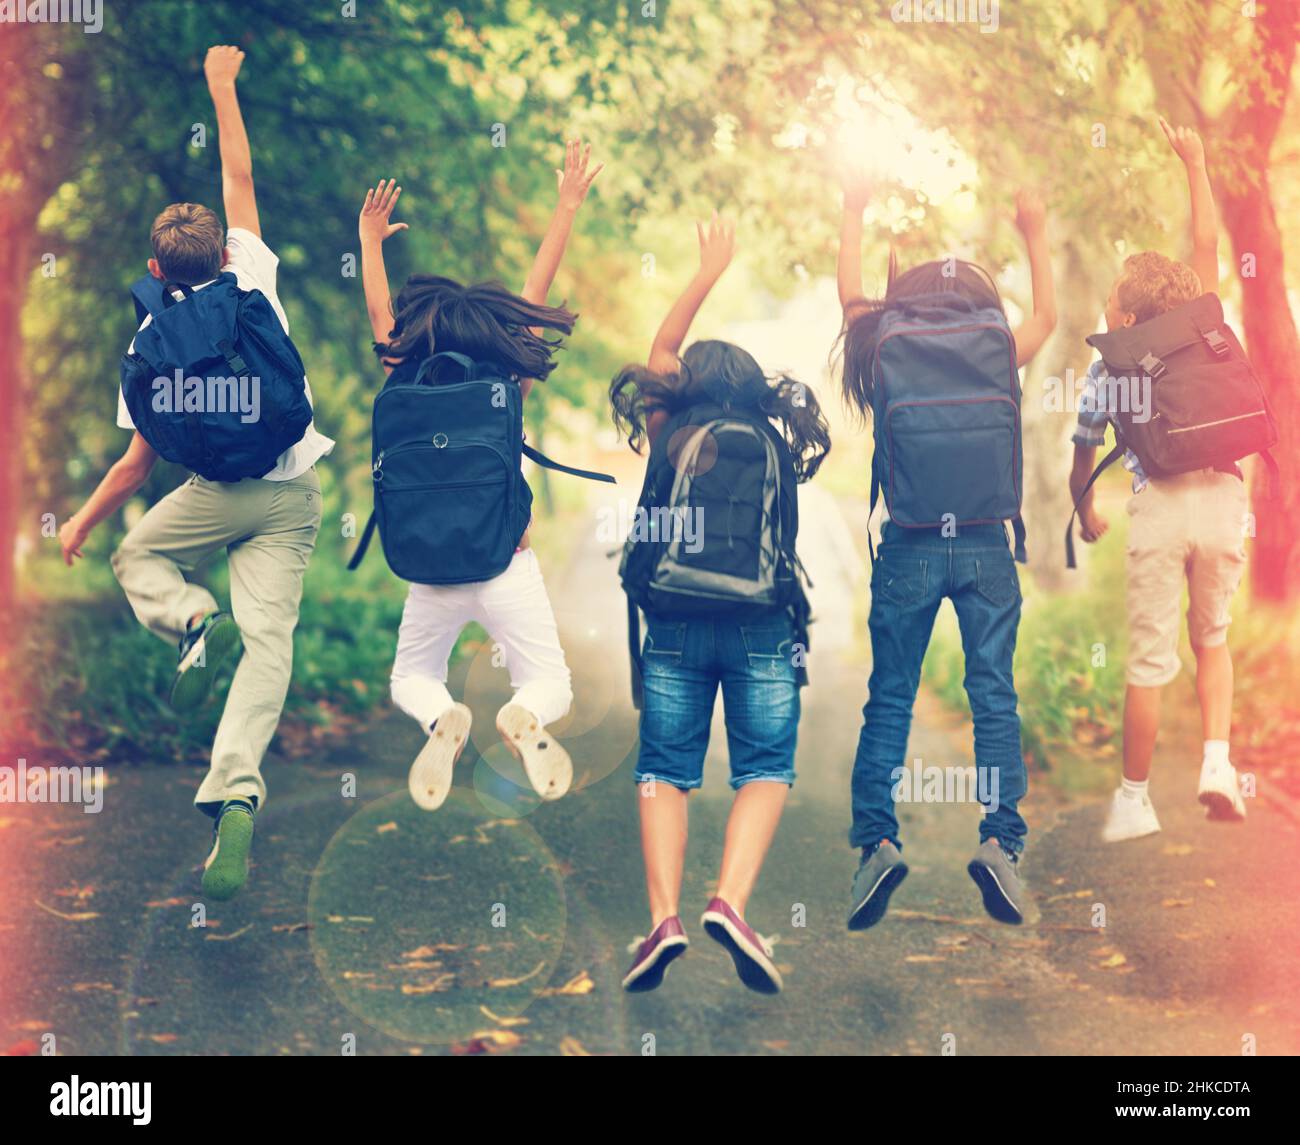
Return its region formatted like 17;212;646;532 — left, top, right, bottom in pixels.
1013;188;1048;239
359;179;409;245
841;158;875;212
696;212;736;280
556;138;605;212
204;44;245;90
1158;117;1206;169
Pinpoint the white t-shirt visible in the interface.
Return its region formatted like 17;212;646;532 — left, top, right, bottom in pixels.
118;227;334;481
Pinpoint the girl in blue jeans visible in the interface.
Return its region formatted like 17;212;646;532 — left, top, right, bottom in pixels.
836;172;1057;928
609;216;830;995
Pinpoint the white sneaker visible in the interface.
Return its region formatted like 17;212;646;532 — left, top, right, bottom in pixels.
1101;787;1162;842
408;702;472;811
1198;758;1247;822
496;702;572;801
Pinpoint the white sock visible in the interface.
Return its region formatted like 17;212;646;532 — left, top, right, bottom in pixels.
1121;777;1148;800
1203;740;1231;768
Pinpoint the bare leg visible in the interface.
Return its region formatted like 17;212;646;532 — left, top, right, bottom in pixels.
638;781;689;926
1122;684;1162;783
715;781;789;916
1193;642;1233;741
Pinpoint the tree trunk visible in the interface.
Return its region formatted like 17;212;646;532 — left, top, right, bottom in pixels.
1218;180;1300;601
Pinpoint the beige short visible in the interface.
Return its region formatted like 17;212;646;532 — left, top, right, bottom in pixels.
1125;469;1248;688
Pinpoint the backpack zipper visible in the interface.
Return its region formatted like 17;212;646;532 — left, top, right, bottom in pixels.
1164;410;1266;435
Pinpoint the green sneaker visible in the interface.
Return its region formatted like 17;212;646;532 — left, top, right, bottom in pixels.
170;612;242;712
201;800;255;901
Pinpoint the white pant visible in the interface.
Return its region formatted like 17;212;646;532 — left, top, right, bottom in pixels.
390;548;573;731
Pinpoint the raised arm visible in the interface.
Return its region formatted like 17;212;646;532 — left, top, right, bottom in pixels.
59;433;158;566
522;139;603;306
1009;188;1057;368
517;140;603;399
358;179;408;375
1159;117;1218;294
204;46;259;237
640;215;735;445
649;213;735;374
837;168;872;310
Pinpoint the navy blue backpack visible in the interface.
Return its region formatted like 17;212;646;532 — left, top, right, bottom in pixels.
347;351;614;586
870;292;1026;561
121;272;313;481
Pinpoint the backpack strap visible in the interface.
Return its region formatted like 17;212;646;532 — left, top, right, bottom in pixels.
1011;515;1027;564
346;511;379;572
521;441;615;483
130;276;194;323
867;467;881;562
1065;442;1124;569
627;596;645;710
414;352;477;385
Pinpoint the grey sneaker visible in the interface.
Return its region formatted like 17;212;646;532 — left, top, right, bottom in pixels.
967;839;1025;925
847;840;909;931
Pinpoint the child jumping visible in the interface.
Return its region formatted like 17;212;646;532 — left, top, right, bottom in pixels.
356;142;604;812
837;173;1057;929
58;46;333;901
1069;120;1254;842
612;216;831;994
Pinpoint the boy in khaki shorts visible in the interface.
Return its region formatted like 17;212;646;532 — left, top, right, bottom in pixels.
1069;119;1248;842
59;47;332;898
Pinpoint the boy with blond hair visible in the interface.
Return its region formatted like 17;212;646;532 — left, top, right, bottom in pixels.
60;46;333;898
1069;119;1249;842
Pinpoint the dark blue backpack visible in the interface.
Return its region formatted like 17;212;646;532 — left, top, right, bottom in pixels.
347;352;614;586
121;273;313;481
869;292;1026;561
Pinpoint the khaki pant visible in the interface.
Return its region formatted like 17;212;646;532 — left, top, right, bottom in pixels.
111;470;322;812
1125;469;1248;687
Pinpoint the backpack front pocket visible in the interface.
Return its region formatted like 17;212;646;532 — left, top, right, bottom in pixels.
375;441;516;584
885;397;1020;527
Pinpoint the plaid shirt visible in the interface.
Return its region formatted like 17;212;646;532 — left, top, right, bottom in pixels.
1070;357;1148;492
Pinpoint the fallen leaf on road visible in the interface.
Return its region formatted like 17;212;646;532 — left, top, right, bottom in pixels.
539;970;594;996
1097;952;1128;969
72;982;115;993
452;1029;522;1055
559;1036;591;1056
146;897;188;909
762;1040;790;1051
1161;898;1193;908
2;1040;39;1055
16;1021;50;1032
1045;889;1094;903
490;961;547;989
1203;878;1217;888
34;899;100;921
205;924;253;942
479;1005;529;1027
904;955;946;964
143;1033;178;1044
401;974;456;995
376;821;398;834
272;922;311;933
1162;843;1194;856
402;943;463;958
37;836;85;848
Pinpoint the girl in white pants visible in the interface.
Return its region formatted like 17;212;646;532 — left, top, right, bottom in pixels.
357;143;604;809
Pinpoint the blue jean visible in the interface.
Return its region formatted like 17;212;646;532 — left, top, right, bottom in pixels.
635;615;800;791
849;523;1027;854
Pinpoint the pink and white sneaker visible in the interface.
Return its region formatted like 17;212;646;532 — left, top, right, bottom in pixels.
622;916;689;993
700;897;782;995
